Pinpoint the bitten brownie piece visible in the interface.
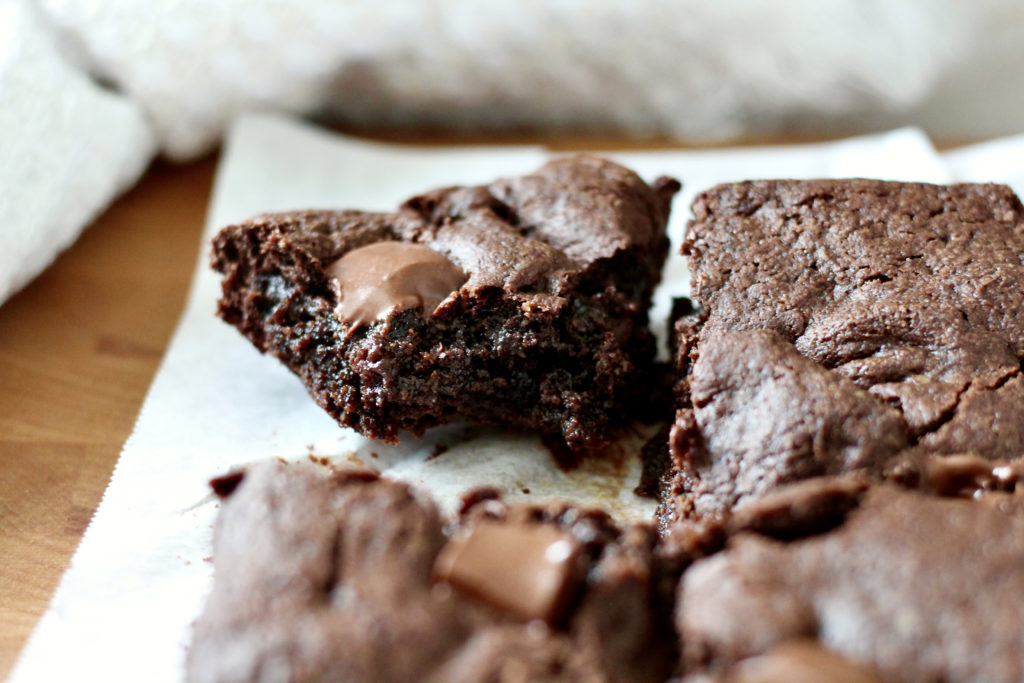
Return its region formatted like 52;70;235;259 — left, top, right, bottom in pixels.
677;484;1024;682
212;157;678;449
187;461;676;683
665;180;1024;525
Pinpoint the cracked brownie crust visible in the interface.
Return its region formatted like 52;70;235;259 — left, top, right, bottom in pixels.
212;157;678;450
666;179;1024;525
678;483;1024;682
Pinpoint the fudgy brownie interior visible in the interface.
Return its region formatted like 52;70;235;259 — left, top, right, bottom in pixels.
187;461;676;683
212;157;678;450
663;179;1024;528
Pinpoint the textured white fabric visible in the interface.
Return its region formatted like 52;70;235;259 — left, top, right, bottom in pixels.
36;0;418;159
0;0;154;304
944;134;1024;199
5;0;1024;307
34;0;1024;160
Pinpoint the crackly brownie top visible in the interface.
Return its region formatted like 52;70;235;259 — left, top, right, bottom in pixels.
188;462;674;683
684;179;1024;438
216;156;678;311
678;484;1024;682
672;329;907;520
669;180;1024;522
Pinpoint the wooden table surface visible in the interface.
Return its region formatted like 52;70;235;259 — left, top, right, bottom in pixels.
0;128;902;678
0;158;215;678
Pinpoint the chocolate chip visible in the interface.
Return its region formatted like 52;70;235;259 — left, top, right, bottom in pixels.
209;471;245;498
433;519;579;623
326;241;466;327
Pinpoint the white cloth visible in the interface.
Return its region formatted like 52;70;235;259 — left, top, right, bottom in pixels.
5;0;1024;308
944;134;1024;196
0;0;154;305
36;0;1020;160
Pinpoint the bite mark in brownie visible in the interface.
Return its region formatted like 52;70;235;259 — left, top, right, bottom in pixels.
666;180;1024;527
187;461;677;682
677;484;1024;682
212;157;679;450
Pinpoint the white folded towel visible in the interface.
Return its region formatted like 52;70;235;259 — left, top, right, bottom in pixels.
0;0;154;305
4;0;1024;307
35;0;995;160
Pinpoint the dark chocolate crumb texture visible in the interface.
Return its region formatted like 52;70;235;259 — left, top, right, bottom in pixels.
188;461;676;683
212;157;679;450
665;179;1024;529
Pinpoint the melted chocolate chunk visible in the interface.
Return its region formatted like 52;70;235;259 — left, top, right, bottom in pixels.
434;520;579;623
326;241;466;327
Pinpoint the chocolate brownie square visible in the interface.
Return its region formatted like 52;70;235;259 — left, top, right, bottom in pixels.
212;157;678;450
677;481;1024;682
187;461;676;682
664;180;1024;527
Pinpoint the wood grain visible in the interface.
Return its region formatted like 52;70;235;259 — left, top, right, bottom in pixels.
0;158;215;679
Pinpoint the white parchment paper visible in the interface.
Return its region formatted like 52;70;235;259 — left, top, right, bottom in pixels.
10;115;951;682
944;133;1024;196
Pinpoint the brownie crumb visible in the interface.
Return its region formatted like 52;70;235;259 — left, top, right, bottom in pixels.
208;471;244;498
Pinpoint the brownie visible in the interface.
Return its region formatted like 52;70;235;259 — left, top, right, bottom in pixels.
677;482;1024;682
187;461;676;682
664;179;1024;527
212;157;679;450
